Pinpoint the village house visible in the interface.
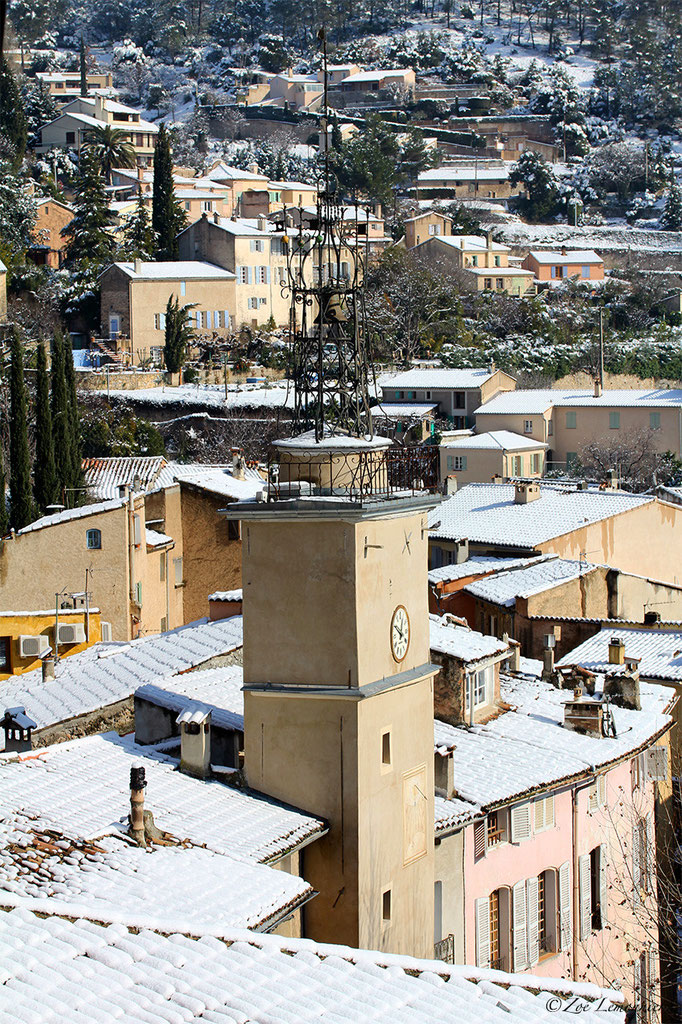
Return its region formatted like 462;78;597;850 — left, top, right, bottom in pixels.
27;197;73;268
414;233;536;296
332;67;416;103
428;481;682;587
379;367;516;429
266;71;325;111
474;387;682;467
239;179;318;217
35;69;116;103
440;429;547;484
522;249;605;284
403;210;453;248
0;604;104;680
34;95;158;165
417;163;525;201
98;259;236;363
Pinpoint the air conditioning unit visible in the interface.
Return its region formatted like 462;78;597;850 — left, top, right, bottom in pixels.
57;623;86;646
101;622;113;642
19;634;50;659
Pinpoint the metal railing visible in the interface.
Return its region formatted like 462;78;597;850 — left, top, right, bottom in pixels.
434;934;455;964
266;445;440;502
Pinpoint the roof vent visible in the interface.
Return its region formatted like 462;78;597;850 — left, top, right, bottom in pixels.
604;468;619;490
514;482;540;504
178;704;212;778
608;638;625;665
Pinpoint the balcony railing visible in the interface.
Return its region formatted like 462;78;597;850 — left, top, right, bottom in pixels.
266;444;440;503
434;934;455;964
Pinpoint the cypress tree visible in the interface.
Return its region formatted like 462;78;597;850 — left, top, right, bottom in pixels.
63;335;84;500
34;342;59;513
164;296;195;377
51;332;69;500
152;123;185;260
9;332;33;530
80;36;88;97
0;57;28;171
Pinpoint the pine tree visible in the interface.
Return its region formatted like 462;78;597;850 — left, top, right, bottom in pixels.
123;193;155;257
51;332;69;500
661;180;682;231
63;335;84;501
164;296;195;377
80;36;88;97
9;332;33;530
33;342;59;513
152;123;185;260
62;152;116;268
0;57;28;171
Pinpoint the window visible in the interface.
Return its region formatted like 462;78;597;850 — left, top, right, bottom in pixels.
650;411;661;430
184;201;191;210
180;281;186;296
566;451;578;468
609;411;620;429
524;419;533;433
160;616;167;632
195;311;202;329
636;949;657;1024
534;794;555;833
510;801;531;843
86;529;101;549
382;888;392;922
513;455;522;476
532;453;540;474
487;809;507;848
0;636;10;671
425;391;431;400
134;581;142;605
109;315;121;338
173;557;183;586
66;131;75;144
237;266;250;284
581;265;591;278
548;419;553;437
227;520;240;541
471;255;478;267
633;814;654;900
537;869;558;957
476;888;510;970
446;455;467;472
434;880;443;943
468;665;492;709
496;278;504;290
474;818;487;860
250;239;264;252
248;297;259;309
154;312;166;331
454;392;466;409
159;554;165;582
489;888;501;968
579;845;607;938
381;730;391;766
588;774;606;811
256;265;269;284
202;201;213;212
484;277;492;289
494;255;501;267
566;410;577;429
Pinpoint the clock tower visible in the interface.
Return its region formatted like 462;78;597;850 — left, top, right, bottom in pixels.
221;80;440;954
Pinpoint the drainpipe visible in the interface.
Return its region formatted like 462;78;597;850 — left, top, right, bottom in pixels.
165;548;170;630
128;488;136;637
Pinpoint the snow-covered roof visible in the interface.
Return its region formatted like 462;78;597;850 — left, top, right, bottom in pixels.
428;554;545;586
467;266;536;277
429;483;653;548
374;402;438;418
433;670;672;811
209;589;243;601
476;387;682;415
16;497;126;535
464;557;598;608
0;906;625;1023
111;260;235;280
136;665;245;732
435;234;509;253
106;382;295;412
429;614;509;664
145;527;173;548
207;162;268;182
273;428;390;455
556;626;682;682
419;166;512;183
171;463;263;502
442;430;547;451
0;730;323;864
0;616;244;744
380;368;497;390
341;69;410;83
528;250;603;264
83;456;175;500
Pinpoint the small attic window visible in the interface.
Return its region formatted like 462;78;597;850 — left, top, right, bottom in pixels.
86;529;101;549
381;730;392;766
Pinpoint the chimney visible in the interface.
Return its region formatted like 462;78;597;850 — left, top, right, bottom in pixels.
434;749;455;797
248;162;260;174
608;637;625;665
503;634;521;672
445;474;458;495
42;655;55;682
133;474;142;491
129;764;146;847
594;379;602;398
561;246;567;256
133;258;142;274
486;229;493;249
604;468;619;490
178;705;212;778
514;482;541;504
213;211;220;224
232;448;246;481
137;166;144;182
542;647;555;681
563;695;604;736
491;474;503;484
257;215;267;232
1;707;36;753
604;662;641;710
94;94;105;119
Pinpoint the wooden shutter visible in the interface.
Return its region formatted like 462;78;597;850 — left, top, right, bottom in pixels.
597;774;606;807
534;798;544;832
473;819;488;860
526;876;539;967
512;880;528;971
475;896;490;968
633;823;642;905
599;845;608;927
647;746;668;782
559;861;571;952
511;802;531;843
578;853;591;941
588;781;597;812
645;815;654;892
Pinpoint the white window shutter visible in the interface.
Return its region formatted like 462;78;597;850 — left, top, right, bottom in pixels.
526;876;539;967
647;746;668;782
599;844;608;927
534;798;544;832
546;794;555;827
559;861;571;952
473;819;488;860
511;802;531;843
579;853;591;941
633;823;642;905
247;266;252;284
475;896;490;968
645;815;654;892
647;947;657;993
597;774;606;807
512;880;528;971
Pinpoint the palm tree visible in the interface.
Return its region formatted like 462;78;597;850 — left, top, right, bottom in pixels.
81;124;136;184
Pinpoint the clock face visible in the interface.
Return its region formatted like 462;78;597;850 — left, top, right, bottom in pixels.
391;605;410;663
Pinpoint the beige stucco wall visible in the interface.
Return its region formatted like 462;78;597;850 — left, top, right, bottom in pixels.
128;276;236;363
178;486;243;624
474;409;554;446
435;831;465;962
440;444;545;485
553;404;682;462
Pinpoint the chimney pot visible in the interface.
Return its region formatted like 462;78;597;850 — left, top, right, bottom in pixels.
213;211;220;223
608;637;626;664
129;764;147;845
42;656;55;682
133;257;142;274
515;482;540;504
594;379;602;398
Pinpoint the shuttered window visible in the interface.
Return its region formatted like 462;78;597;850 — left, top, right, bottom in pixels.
475;896;490;968
510;802;531;843
526;875;539;967
474;818;487;860
647;746;668;781
534;794;555;833
588;774;606;811
512;880;528;971
578;853;591;941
